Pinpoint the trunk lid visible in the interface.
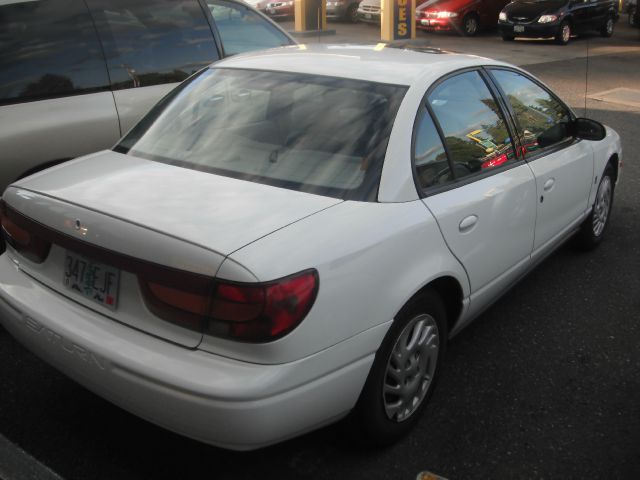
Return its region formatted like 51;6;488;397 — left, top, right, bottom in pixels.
4;150;341;347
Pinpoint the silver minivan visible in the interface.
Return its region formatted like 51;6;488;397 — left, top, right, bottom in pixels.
0;0;295;194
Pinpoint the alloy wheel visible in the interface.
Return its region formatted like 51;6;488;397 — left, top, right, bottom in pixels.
562;24;571;43
592;175;612;237
383;314;440;422
464;16;478;36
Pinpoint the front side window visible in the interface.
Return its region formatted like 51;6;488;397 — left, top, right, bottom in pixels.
208;0;293;56
85;0;219;90
427;71;516;183
0;0;109;105
491;69;572;157
115;68;407;201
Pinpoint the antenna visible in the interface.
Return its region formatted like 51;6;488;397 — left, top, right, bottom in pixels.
584;34;590;117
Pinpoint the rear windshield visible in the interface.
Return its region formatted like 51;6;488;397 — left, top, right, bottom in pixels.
115;68;406;201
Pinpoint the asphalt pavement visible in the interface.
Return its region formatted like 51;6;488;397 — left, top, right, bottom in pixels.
1;22;639;480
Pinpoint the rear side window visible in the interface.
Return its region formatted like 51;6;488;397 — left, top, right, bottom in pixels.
413;111;450;189
0;0;110;105
428;71;516;183
208;0;293;56
85;0;220;90
490;69;572;156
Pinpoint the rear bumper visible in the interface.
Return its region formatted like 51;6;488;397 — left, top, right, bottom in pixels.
357;10;380;23
0;254;376;450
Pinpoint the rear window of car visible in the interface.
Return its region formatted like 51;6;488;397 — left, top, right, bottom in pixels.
115;68;407;201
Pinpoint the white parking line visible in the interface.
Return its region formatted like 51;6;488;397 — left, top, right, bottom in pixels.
0;434;64;480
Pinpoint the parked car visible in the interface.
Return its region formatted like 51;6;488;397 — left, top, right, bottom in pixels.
243;0;270;11
0;44;621;451
416;0;510;36
327;0;362;22
623;0;637;26
498;0;619;44
265;0;295;18
0;0;295;197
357;0;381;23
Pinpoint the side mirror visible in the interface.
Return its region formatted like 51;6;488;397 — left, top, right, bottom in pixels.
569;117;606;141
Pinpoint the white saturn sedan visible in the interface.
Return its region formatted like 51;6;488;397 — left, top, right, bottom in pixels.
0;45;622;450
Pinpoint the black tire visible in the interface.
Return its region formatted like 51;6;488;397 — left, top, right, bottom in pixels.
555;20;572;45
501;33;515;41
346;3;358;23
462;13;479;36
600;15;615;37
349;289;447;446
574;163;615;250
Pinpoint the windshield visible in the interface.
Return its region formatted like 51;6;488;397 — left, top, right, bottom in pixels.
115;68;407;201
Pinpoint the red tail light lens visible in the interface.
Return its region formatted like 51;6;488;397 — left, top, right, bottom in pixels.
0;200;51;263
140;269;318;342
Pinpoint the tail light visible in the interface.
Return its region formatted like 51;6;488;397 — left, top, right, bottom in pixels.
140;269;318;342
0;200;51;263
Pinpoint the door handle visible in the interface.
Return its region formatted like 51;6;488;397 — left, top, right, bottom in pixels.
543;178;555;191
459;215;478;233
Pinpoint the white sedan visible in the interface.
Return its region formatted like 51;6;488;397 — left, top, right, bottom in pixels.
0;45;621;450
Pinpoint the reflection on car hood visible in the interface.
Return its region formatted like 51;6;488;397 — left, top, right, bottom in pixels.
12;150;342;256
504;0;567;17
417;0;472;13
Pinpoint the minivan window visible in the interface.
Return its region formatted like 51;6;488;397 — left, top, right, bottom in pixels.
208;0;292;56
115;68;407;201
85;0;220;90
0;0;110;105
428;71;516;182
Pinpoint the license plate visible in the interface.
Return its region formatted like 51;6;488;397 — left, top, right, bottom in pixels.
365;13;371;19
421;19;430;25
514;25;525;32
269;8;276;13
63;252;120;310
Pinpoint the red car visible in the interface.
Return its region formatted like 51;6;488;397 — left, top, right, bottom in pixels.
416;0;510;36
265;0;295;18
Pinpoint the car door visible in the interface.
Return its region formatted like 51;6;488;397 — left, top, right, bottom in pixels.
86;0;222;134
488;68;594;258
417;70;537;301
0;0;120;193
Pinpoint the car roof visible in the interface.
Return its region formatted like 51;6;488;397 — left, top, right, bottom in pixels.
213;44;510;87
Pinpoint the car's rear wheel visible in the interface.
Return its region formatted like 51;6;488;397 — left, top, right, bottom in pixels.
555;20;572;45
575;164;615;250
462;13;479;36
350;289;446;445
629;7;636;26
600;15;615;37
346;3;358;23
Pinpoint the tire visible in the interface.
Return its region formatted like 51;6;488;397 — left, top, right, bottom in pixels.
462;13;479;36
346;3;358;23
501;33;515;41
555;20;572;45
600;15;615;37
350;289;447;446
574;163;615;250
629;8;636;27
